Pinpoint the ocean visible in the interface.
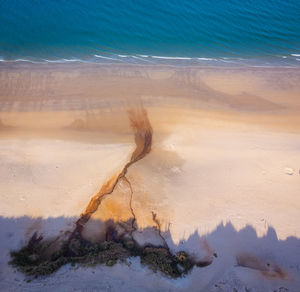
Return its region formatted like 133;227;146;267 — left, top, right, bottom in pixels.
0;0;299;66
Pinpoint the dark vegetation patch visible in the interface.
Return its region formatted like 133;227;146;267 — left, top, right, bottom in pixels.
10;232;198;278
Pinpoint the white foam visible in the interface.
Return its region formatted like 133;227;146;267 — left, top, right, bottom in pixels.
62;58;82;62
14;59;42;64
197;57;216;61
116;54;154;63
0;53;298;67
44;58;82;63
44;59;61;63
94;54;117;60
139;54;193;60
151;55;192;60
0;58;44;63
219;59;234;63
94;54;131;63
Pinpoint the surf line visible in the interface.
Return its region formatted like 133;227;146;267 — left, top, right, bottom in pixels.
68;107;153;242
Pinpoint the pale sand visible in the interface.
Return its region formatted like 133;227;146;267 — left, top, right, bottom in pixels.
0;63;300;291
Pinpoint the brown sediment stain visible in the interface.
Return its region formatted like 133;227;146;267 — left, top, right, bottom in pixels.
0;118;13;130
101;198;132;222
151;211;169;249
121;146;184;231
122;176;137;237
123;172;170;231
69;106;152;241
88;178;135;225
236;253;287;280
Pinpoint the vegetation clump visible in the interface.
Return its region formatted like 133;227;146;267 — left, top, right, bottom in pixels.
141;247;181;277
10;232;198;278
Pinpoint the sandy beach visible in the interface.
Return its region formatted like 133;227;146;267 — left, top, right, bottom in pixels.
0;63;300;291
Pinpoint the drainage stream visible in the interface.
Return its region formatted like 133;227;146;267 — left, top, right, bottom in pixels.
10;107;213;278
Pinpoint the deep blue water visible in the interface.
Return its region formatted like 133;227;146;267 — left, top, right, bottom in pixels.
0;0;299;66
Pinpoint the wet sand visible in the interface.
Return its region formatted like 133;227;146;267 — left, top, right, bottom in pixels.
0;63;300;291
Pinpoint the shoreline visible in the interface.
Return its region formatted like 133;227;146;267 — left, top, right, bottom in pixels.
1;59;300;69
1;47;300;69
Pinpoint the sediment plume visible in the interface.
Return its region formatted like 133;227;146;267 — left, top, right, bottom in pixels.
69;106;153;241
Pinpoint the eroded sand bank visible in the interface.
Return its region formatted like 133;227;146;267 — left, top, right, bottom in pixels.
0;63;300;291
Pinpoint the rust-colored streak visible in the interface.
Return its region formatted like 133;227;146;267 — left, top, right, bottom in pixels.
151;211;169;249
122;176;137;235
70;107;153;240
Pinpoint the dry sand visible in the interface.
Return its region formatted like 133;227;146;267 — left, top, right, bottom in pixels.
0;63;300;291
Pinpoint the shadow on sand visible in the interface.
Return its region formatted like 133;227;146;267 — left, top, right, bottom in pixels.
1;215;299;285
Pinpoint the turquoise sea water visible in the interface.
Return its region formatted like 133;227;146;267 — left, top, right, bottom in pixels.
0;0;299;66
